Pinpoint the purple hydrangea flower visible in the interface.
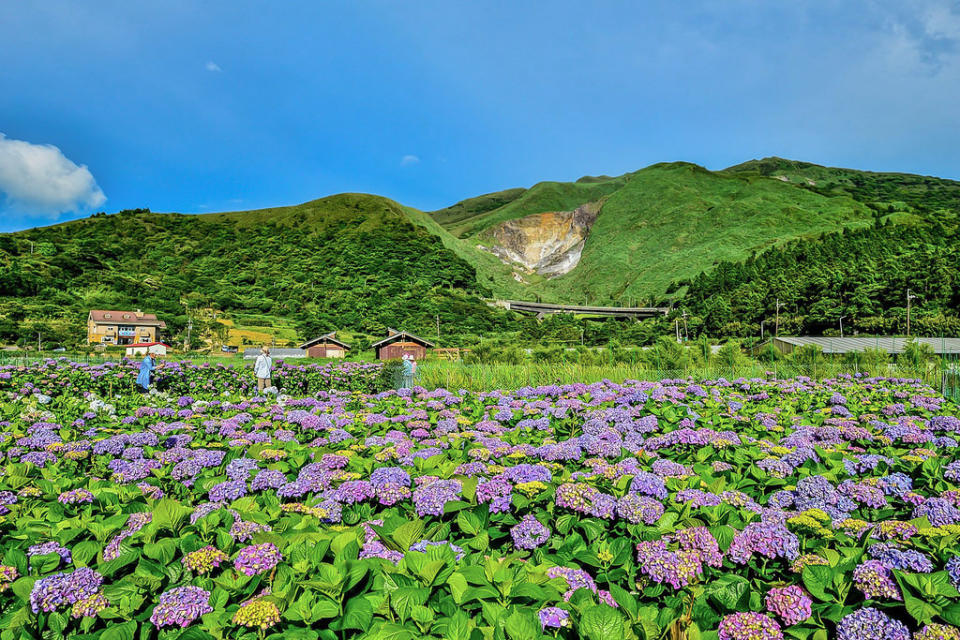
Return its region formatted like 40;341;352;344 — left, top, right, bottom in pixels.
718;612;783;640
510;515;551;550
150;586;213;628
234;543;283;576
538;607;570;629
30;567;103;613
836;607;910;640
765;585;812;626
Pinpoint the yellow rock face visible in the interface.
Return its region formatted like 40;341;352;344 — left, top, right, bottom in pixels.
481;203;600;277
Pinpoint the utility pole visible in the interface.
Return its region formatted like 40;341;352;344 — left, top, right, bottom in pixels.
760;321;765;341
675;319;681;343
185;320;193;352
839;315;845;339
906;288;916;336
775;298;783;337
681;310;688;342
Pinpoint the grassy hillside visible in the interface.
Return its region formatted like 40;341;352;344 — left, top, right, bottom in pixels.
0;195;518;348
431;177;628;238
4;156;960;346
669;158;960;337
433;161;875;304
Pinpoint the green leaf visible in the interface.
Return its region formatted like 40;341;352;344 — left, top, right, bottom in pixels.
580;604;624;640
801;565;833;602
370;623;415;640
941;603;960;626
11;577;35;602
448;572;468;604
708;575;750;611
175;629;216;640
392;520;425;551
36;553;62;574
102;620;137;640
607;583;639;620
341;597;374;631
47;612;67;635
505;609;538;640
391;587;430;623
457;511;481;535
904;593;940;625
143;538;178;566
153;500;192;532
412;605;434;626
311;598;340;621
71;541;100;567
444;610;473;640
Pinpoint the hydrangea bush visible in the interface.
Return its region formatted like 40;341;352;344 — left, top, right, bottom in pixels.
0;369;958;639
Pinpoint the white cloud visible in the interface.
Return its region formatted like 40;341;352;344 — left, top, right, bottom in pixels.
205;61;222;72
400;154;420;166
0;133;106;216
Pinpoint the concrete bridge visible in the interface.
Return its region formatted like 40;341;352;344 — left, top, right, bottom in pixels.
497;299;671;319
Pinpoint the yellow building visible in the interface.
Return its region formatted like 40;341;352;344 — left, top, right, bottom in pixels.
87;309;166;346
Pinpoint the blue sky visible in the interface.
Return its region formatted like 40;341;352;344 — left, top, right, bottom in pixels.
1;0;959;232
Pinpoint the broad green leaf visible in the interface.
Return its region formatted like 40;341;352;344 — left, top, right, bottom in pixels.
580;604;624;640
102;620;137;640
391;586;430;623
444;610;473;640
904;593;940;624
392;520;425;551
801;565;833;602
311;598;340;621
505;609;538;640
341;597;374;631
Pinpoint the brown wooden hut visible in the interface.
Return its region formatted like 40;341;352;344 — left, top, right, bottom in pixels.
300;332;351;359
372;328;435;361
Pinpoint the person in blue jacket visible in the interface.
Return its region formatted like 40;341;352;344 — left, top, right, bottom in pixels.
136;351;155;393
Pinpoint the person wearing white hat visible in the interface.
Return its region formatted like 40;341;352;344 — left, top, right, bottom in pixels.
401;354;414;388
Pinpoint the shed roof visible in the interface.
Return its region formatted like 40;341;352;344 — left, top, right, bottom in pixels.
371;329;435;349
127;342;171;348
770;336;960;355
300;332;351;350
89;309;167;328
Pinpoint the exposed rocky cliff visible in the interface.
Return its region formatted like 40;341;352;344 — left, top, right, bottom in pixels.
477;202;600;278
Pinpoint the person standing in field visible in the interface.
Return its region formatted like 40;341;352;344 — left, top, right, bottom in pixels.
136;350;155;393
254;346;273;394
401;354;414;388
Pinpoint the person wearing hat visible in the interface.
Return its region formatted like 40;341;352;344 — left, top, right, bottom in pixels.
254;345;273;394
401;354;414;389
136;349;155;393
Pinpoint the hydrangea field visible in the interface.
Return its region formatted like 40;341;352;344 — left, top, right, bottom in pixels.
0;358;383;398
2;363;960;640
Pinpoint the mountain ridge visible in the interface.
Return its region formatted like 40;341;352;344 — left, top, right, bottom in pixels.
2;157;959;345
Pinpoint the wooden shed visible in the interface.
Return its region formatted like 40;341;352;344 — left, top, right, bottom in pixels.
300;332;351;359
372;329;435;361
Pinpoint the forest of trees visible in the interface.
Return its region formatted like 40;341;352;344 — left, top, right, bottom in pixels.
0;202;519;348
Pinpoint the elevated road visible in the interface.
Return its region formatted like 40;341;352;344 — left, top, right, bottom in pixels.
499;299;670;319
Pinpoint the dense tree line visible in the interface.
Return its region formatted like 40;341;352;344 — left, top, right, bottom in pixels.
672;219;960;337
0;202;519;347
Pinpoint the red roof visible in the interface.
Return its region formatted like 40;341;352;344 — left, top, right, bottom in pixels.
89;309;167;328
127;342;171;348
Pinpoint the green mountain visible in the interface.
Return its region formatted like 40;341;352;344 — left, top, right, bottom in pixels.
2;156;959;347
0;195;519;348
430;161;875;303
